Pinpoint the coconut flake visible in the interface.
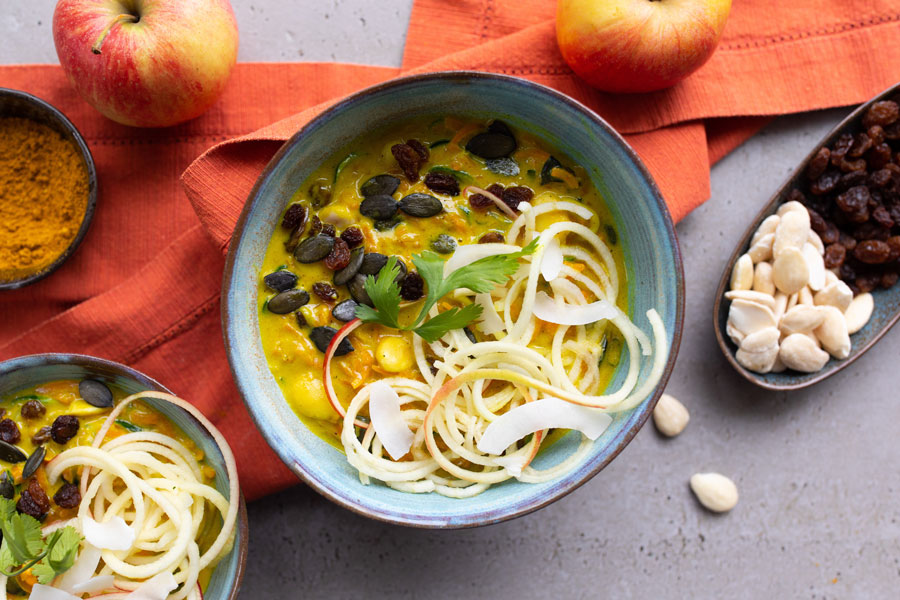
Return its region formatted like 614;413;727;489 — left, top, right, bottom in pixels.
82;515;134;551
444;243;522;277
71;575;115;595
27;585;80;600
532;291;617;326
126;572;178;600
540;238;563;282
56;543;101;593
477;398;613;455
475;293;505;335
368;381;414;460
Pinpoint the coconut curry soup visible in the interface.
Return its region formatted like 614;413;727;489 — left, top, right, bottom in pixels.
258;117;667;498
0;379;237;599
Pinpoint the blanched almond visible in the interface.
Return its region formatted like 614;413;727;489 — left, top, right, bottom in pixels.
747;233;774;264
773;210;810;258
813;280;853;312
798;285;814;306
779;333;829;372
690;473;739;513
776;200;807;218
740;327;779;353
844;292;874;335
653;393;689;437
728;299;777;336
779;305;826;334
786;291;799;311
726;320;745;346
772;247;809;294
814;306;850;360
802;243;825;291
751;214;780;246
770;355;787;373
773;292;788;322
724;290;776;312
730;254;754;291
752;262;775;295
736;345;779;373
824;269;839;286
808;230;825;255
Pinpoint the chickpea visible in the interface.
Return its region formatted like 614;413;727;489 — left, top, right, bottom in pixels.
375;336;414;373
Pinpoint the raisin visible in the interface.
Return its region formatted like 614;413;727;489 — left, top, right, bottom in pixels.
391;142;426;182
17;479;50;519
856;274;880;293
406;139;429;162
854;240;892;264
821;222;840;245
479;231;505;244
424;172;460;196
308;215;323;237
887;236;900;261
868;125;885;145
53;482;81;509
20;400;45;420
838;157;866;173
340;227;364;249
811;170;840;195
399;271;425;301
880;271;899;289
831;133;853;165
862;101;899;128
823;243;847;269
840;262;857;282
323;238;351;271
312;281;338;302
853;222;889;241
321;223;336;238
869;169;894;188
806;208;826;235
884;121;900;140
848;133;873;158
281;203;308;230
837;170;867;192
806;147;831;180
50;415;79;444
873;205;895;228
501;186;534;212
469;183;506;211
867;143;893;170
787;188;807;204
0;419;20;444
838;232;857;251
836;186;871;223
31;427;51;445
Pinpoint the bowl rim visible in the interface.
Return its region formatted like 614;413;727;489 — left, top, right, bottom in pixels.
222;70;685;528
712;80;900;391
0;88;99;291
0;352;248;598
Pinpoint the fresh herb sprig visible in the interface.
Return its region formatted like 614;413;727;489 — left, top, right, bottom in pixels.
355;239;538;342
0;498;81;583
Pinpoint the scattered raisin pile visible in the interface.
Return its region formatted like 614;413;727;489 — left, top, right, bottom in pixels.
791;99;900;294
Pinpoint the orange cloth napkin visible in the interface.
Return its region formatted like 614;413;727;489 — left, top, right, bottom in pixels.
2;0;899;501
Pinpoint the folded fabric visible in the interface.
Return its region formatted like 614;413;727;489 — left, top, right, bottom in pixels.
2;0;899;501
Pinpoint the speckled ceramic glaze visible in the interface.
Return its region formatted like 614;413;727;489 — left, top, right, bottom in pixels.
714;81;900;391
0;354;247;599
224;72;684;528
0;89;98;290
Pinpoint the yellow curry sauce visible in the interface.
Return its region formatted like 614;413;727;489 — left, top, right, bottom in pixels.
0;380;219;595
258;117;627;448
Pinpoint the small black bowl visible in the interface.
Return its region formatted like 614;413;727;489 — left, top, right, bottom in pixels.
0;88;97;290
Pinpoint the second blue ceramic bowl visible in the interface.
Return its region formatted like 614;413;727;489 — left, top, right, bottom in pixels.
223;71;684;528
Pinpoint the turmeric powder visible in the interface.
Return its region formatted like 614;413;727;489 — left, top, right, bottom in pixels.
0;117;89;282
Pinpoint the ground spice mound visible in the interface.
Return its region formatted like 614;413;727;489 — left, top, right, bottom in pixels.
0;117;89;282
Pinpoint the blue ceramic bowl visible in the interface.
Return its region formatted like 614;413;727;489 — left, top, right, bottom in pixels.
224;72;684;528
0;354;247;598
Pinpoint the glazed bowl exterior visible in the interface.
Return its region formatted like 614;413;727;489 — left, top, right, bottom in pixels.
224;71;684;528
0;88;98;290
0;354;247;599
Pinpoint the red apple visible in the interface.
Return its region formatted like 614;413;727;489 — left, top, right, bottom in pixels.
53;0;239;127
556;0;731;94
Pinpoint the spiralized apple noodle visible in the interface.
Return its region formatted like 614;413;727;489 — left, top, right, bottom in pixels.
37;391;239;600
335;198;668;498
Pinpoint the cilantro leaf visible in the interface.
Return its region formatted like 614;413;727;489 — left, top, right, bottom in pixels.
0;506;43;565
46;526;80;572
413;305;483;343
356;257;403;329
0;539;15;574
0;499;82;582
31;561;56;584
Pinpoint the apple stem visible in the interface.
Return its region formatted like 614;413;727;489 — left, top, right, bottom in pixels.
91;14;139;55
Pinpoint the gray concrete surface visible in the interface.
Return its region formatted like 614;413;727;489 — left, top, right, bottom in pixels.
4;1;900;598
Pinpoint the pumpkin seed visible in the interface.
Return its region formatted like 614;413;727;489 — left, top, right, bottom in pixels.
374;217;402;231
360;174;401;198
334;247;364;286
263;270;298;292
332;299;360;322
431;234;457;254
310;326;354;356
267;289;310;314
485;157;519;176
540;156;576;185
293;234;334;263
359;253;388;275
22;446;45;480
466;133;516;159
79;379;113;408
0;473;13;499
360;194;400;220
399;193;443;218
0;441;26;463
349;274;373;307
